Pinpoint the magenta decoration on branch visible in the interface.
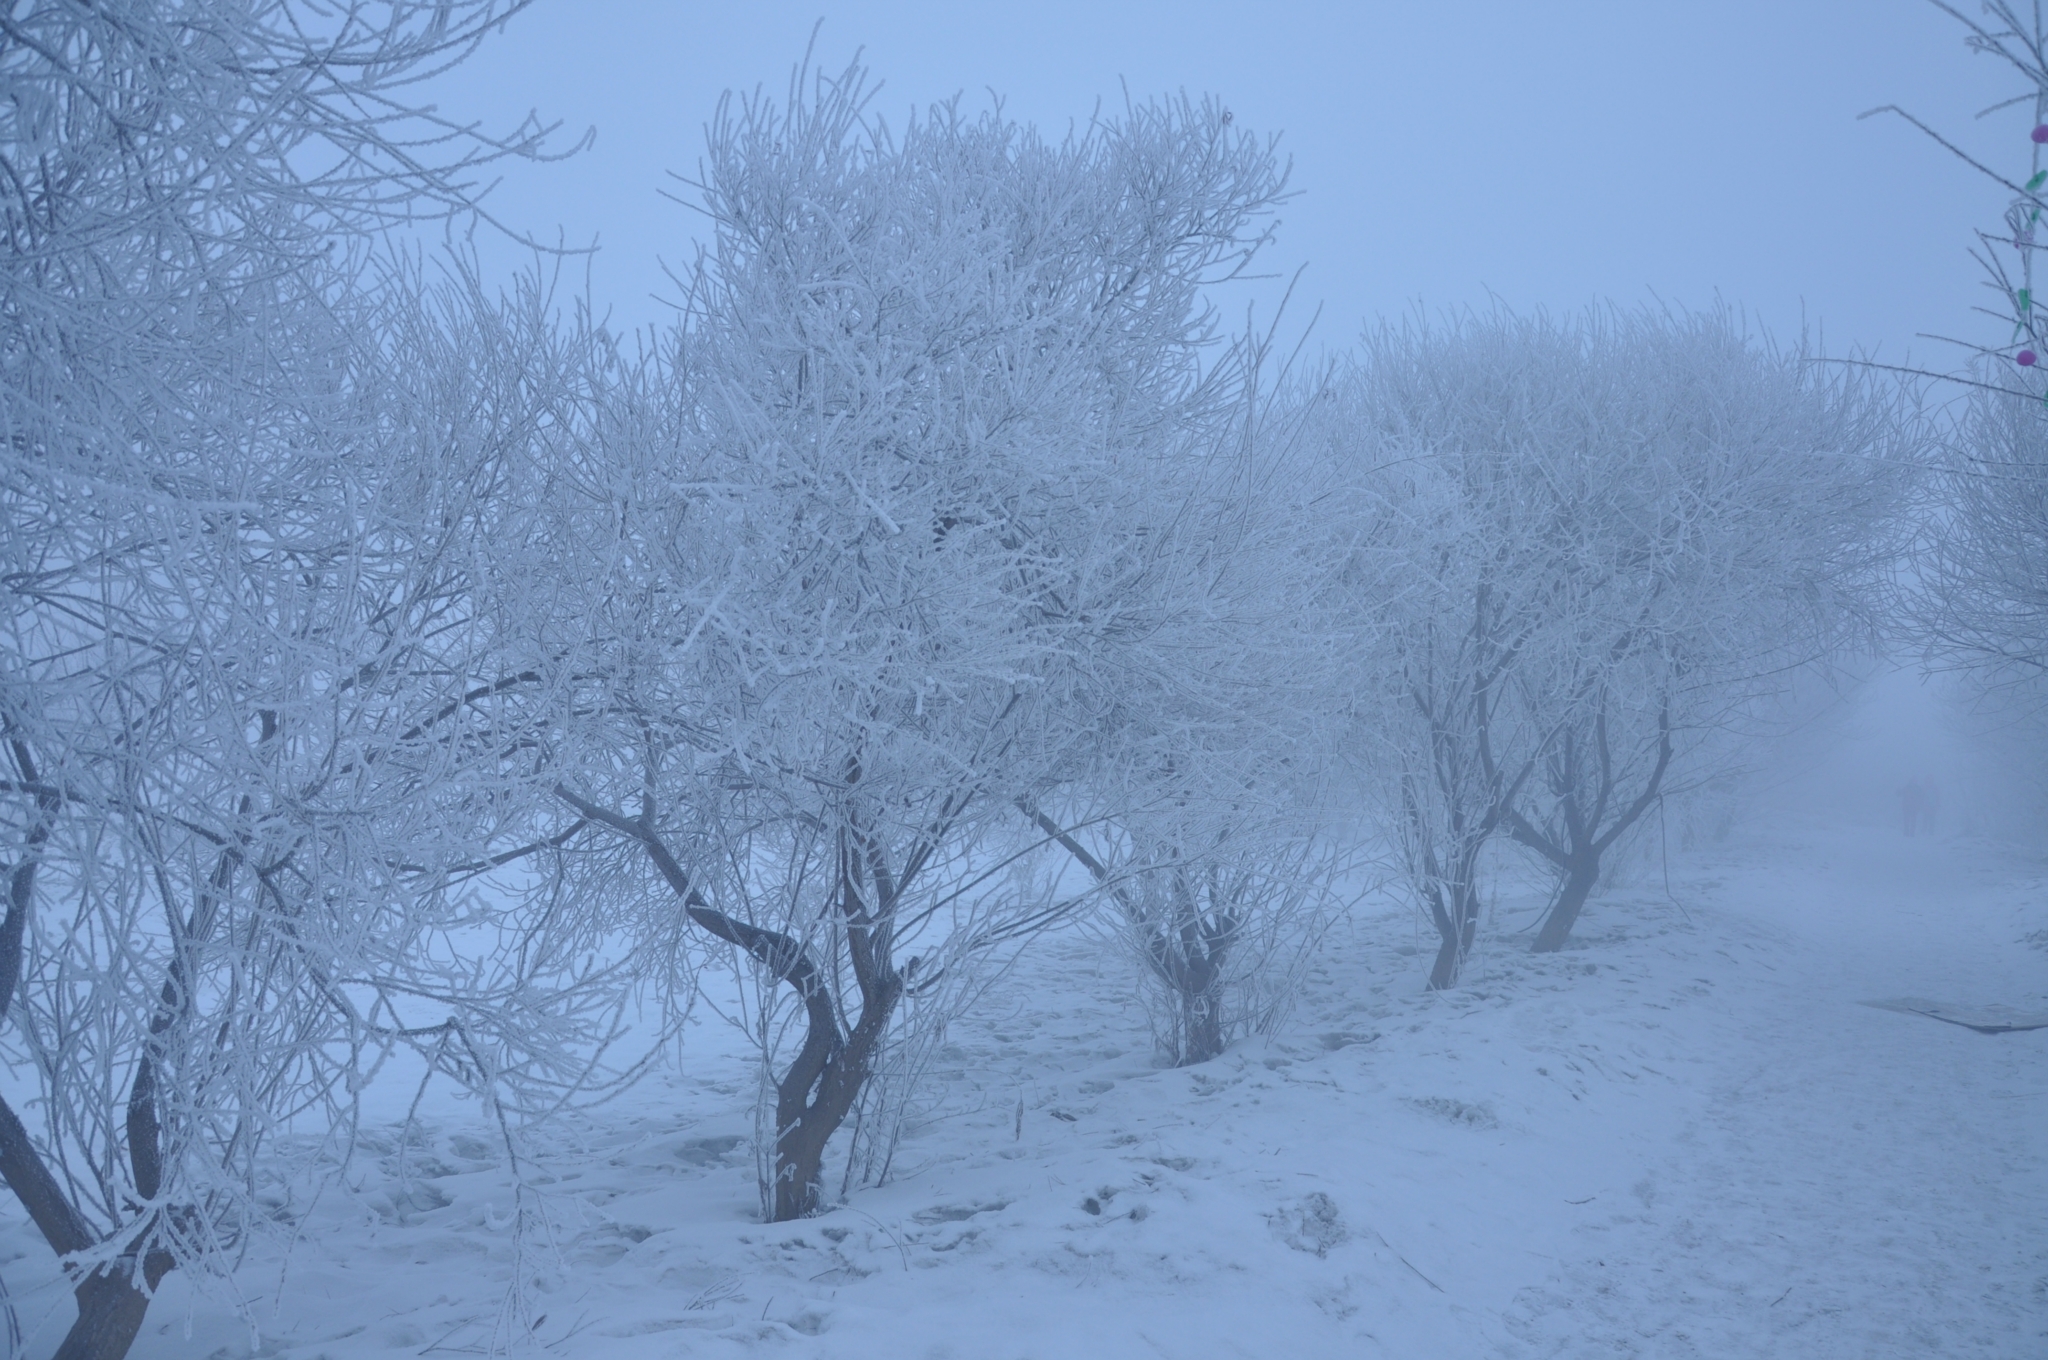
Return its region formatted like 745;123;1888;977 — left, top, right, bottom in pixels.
2020;350;2039;366
2033;124;2048;143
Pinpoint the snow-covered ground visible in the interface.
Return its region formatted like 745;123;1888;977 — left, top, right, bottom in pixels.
5;801;2043;1359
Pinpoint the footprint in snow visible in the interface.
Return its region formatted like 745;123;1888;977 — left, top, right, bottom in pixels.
912;1200;1009;1225
1403;1095;1499;1129
1272;1192;1348;1257
676;1134;745;1167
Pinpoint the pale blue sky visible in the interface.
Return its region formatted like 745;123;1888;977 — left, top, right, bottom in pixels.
422;1;2014;368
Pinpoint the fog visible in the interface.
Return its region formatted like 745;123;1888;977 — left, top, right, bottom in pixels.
425;0;2006;360
3;5;2044;1358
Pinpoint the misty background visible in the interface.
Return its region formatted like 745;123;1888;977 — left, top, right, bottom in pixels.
424;0;2008;362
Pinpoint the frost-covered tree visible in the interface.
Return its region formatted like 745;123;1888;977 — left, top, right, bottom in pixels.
1330;307;1903;981
1023;397;1348;1065
0;6;571;1356
0;264;600;1360
1486;311;1903;951
1920;376;2048;678
1875;4;2048;683
0;260;612;1360
1;0;565;523
1028;792;1339;1065
533;58;1287;1220
1315;357;1558;989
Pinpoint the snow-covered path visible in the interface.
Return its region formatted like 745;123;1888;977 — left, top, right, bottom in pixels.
1499;822;2048;1358
4;817;2040;1359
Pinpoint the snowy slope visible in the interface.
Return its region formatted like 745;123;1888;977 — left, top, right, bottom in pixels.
4;815;2042;1360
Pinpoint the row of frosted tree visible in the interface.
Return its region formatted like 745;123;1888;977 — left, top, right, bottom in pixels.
3;3;2038;1357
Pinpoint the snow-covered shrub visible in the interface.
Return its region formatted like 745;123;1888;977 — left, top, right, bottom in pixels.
1023;422;1350;1061
1049;813;1339;1066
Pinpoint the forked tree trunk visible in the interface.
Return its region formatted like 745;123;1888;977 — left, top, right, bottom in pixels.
1419;816;1491;991
1510;702;1672;956
756;953;900;1222
0;1067;180;1360
556;785;912;1222
1151;917;1228;1064
1154;869;1234;1065
665;873;899;1221
1024;806;1238;1064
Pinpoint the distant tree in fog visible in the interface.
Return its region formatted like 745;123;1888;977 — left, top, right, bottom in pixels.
1310;384;1550;989
1325;307;1905;981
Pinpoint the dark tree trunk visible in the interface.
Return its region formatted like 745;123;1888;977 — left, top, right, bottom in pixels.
1153;879;1231;1065
1425;875;1481;991
1182;988;1225;1064
762;957;899;1222
52;1251;173;1360
1508;699;1673;957
2;737;176;1360
670;895;902;1223
0;1091;176;1360
1419;821;1489;992
1025;809;1238;1065
770;1117;833;1222
556;783;919;1223
1530;854;1600;954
